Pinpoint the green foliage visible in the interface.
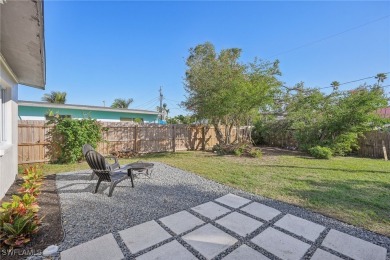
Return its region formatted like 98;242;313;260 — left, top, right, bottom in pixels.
167;114;197;124
212;143;262;158
19;166;44;196
284;84;387;155
233;146;244;157
111;98;133;108
309;146;333;159
249;148;263;158
0;166;43;248
41;91;67;104
183;42;282;144
48;117;103;163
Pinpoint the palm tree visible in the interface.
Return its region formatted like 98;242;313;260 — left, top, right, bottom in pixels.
111;98;133;108
330;81;340;91
375;73;387;85
41;91;67;104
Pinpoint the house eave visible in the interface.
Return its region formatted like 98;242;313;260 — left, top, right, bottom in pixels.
0;0;46;89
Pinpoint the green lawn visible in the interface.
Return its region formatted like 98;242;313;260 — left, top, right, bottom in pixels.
20;150;390;236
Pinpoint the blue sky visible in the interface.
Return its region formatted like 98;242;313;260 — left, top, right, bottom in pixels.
19;1;390;116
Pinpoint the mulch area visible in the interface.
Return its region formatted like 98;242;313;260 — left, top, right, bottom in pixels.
0;174;63;259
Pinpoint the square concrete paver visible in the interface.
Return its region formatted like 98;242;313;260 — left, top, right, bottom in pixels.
240;202;281;221
274;214;325;242
182;224;238;259
251;227;311;260
137;240;197;260
223;245;270;260
191;201;230;220
119;220;171;253
215;194;251;208
216;212;263;237
322;229;387;260
160;210;204;235
310;249;343;260
61;233;124;260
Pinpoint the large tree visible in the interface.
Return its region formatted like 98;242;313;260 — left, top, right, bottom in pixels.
111;98;133;108
41;91;67;104
182;42;281;144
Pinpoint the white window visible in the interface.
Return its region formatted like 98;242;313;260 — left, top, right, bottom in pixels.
0;87;6;143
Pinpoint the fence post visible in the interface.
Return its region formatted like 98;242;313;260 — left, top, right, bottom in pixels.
134;125;138;153
382;140;388;161
172;125;176;152
202;126;206;150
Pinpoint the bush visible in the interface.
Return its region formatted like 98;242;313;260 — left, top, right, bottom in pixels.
309;146;333;159
48;117;103;163
249;148;262;158
212;143;262;158
0;166;43;248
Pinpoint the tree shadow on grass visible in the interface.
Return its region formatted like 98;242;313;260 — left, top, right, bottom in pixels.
259;164;390;174
281;178;390;221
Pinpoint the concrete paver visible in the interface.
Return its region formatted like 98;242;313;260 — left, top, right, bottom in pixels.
60;198;388;260
216;212;263;237
160;210;204;235
322;229;387;260
119;220;171;253
251;227;311;260
222;245;270;260
310;249;343;260
60;233;124;260
191;201;230;220
182;224;238;259
137;240;197;260
274;214;325;242
215;194;251;208
240;202;281;221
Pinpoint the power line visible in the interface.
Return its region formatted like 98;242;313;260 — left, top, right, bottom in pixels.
267;14;390;59
319;72;390;90
132;97;159;109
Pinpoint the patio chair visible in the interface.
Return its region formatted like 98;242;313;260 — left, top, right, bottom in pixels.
84;150;134;197
82;144;120;180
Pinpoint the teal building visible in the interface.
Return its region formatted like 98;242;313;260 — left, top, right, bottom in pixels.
18;101;159;123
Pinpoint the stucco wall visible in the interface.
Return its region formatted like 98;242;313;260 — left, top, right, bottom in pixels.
18;106;158;122
0;60;18;200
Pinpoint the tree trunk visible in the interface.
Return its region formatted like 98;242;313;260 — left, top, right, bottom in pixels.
213;123;225;144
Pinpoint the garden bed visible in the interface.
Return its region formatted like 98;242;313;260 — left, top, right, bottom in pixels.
0;174;63;259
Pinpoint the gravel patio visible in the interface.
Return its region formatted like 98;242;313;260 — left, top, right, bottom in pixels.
55;162;390;259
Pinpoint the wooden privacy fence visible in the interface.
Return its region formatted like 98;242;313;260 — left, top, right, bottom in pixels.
18;120;250;164
358;131;390;159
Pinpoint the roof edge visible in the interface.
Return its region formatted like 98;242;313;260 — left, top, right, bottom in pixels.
18;100;160;115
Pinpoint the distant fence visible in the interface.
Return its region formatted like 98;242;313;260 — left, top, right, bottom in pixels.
263;129;390;159
18;120;250;164
358;131;390;159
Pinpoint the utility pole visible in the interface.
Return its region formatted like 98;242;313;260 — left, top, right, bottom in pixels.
159;86;163;121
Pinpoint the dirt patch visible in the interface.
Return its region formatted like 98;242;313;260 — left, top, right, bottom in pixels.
0;174;63;259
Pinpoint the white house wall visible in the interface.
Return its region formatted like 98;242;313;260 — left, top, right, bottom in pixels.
0;59;18;199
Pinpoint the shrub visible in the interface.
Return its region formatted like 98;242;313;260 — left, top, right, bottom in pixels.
48;117;103;163
309;146;333;159
19;166;44;197
0;166;44;248
249;148;263;158
0;194;41;248
212;143;262;159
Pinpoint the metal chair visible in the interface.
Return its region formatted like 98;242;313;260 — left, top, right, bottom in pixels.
82;144;120;180
84;150;134;197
